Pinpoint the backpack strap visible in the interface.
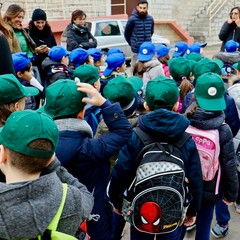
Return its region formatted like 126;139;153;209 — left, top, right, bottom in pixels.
47;183;68;230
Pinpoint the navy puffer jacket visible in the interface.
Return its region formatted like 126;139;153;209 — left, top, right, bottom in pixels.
124;9;154;53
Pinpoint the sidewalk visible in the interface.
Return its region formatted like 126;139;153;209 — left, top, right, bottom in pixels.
121;204;240;239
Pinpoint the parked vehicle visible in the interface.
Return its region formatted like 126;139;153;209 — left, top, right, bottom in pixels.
61;18;170;60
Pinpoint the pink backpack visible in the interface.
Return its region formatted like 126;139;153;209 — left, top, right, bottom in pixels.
186;125;221;194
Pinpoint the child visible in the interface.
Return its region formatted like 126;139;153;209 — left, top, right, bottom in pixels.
69;47;94;69
38;80;131;240
172;41;188;58
168;57;193;113
156;44;172;77
12;52;44;109
108;76;202;240
73;64;102;135
0;109;93;239
41;45;73;87
0;73;39;126
184;72;238;240
88;48;106;76
100;52;127;92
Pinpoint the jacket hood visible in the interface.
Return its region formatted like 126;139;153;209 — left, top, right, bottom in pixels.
213;51;240;64
186;104;225;130
41;57;61;70
144;59;162;69
138;108;190;138
0;173;62;239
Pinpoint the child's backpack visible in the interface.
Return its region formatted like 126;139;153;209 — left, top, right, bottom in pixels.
32;183;78;240
185;125;221;194
122;127;191;235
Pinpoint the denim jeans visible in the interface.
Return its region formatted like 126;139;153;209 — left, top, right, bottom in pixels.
130;225;184;240
195;204;215;240
215;201;231;226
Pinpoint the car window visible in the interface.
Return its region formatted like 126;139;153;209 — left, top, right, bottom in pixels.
95;21;121;36
121;20;127;30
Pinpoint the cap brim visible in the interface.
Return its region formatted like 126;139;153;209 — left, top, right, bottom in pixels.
197;96;226;111
23;86;39;97
138;53;154;61
200;42;207;48
103;67;114;76
172;51;183;58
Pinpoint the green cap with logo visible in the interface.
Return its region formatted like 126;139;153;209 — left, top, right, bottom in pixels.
0;74;39;104
146;76;179;111
73;64;100;85
193;58;221;80
168;57;191;80
0;110;59;158
194;72;226;111
103;75;143;107
38;79;87;118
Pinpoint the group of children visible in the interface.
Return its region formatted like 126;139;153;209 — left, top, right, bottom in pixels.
0;35;240;240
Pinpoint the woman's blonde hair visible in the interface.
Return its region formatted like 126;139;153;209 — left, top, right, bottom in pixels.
4;4;25;22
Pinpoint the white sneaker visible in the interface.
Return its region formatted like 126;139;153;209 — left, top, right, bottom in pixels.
234;202;240;214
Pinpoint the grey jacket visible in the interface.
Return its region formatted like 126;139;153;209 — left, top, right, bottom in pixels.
0;172;94;240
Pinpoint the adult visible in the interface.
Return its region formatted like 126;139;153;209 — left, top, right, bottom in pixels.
219;6;240;51
66;9;97;51
26;8;57;83
124;0;154;73
4;4;36;57
0;4;20;53
0;33;15;75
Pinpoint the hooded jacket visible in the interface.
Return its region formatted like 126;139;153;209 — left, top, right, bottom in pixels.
124;8;154;53
186;106;238;204
66;23;97;51
108;109;203;217
55;102;132;240
0;172;93;240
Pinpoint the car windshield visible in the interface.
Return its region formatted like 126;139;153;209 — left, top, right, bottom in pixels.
94;21;121;37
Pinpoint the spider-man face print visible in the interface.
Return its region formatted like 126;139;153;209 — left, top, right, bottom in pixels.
139;201;162;233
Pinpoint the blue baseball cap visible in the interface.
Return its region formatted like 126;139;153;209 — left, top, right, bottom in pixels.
12;52;32;73
70;48;89;67
195;41;207;48
225;40;239;52
172;41;188;58
48;46;70;61
88;48;104;61
107;48;123;56
186;43;201;54
103;53;126;76
156;44;173;58
138;42;156;61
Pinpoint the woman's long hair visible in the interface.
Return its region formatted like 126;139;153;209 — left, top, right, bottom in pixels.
4;4;25;22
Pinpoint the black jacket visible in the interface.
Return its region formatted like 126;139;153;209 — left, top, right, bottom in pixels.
66;23;97;51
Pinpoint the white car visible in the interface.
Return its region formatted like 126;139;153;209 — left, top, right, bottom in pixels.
61;18;170;61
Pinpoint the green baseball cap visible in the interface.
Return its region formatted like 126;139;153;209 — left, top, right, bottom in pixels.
0;74;39;104
146;76;179;111
168;57;191;80
193;58;221;80
0;110;59;158
103;75;143;107
194;72;226;111
233;61;240;71
73;64;100;85
38;79;87;118
185;52;202;62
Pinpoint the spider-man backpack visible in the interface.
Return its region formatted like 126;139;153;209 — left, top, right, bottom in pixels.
122;127;191;235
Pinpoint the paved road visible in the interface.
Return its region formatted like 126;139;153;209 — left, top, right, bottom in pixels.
121;204;240;239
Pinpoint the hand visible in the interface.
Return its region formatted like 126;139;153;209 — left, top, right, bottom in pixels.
222;198;233;206
235;17;240;27
76;82;106;106
89;38;93;43
183;215;196;227
35;45;47;54
113;207;123;215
